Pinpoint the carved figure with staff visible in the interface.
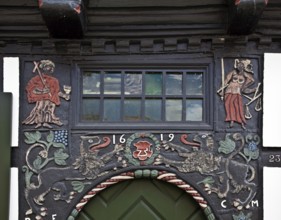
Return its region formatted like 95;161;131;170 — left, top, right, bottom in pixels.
218;59;260;129
23;60;71;128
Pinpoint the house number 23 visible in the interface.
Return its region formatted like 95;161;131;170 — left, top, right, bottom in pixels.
269;154;281;163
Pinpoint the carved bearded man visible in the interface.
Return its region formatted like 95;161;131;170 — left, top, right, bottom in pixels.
23;60;68;128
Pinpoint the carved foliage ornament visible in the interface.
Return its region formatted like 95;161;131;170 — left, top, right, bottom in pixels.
22;132;259;220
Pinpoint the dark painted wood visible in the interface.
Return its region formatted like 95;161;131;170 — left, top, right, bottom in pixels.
0;1;280;40
0;1;280;220
39;0;87;38
0;93;12;220
227;0;268;35
0;58;3;92
89;0;225;7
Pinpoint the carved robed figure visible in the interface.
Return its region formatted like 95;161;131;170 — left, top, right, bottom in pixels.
219;59;256;129
23;60;70;128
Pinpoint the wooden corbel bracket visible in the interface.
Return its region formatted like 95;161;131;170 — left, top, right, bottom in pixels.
38;0;87;39
227;0;268;35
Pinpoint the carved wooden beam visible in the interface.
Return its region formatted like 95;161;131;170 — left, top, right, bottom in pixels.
227;0;268;35
38;0;87;38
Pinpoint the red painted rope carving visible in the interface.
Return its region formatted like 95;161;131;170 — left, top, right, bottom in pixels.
157;172;208;208
75;172;134;212
72;171;208;216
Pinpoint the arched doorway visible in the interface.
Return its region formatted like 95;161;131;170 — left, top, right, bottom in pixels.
76;179;207;220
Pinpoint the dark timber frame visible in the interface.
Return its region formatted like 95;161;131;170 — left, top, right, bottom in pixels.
1;1;281;220
73;57;214;131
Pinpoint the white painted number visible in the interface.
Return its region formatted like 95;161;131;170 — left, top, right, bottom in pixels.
168;134;174;142
269;154;281;163
119;134;126;143
159;133;174;142
112;134;126;144
112;135;116;144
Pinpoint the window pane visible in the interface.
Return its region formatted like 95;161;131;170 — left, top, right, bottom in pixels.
81;99;100;121
124;99;141;121
166;99;182;121
166;73;182;95
125;73;142;95
186;73;203;95
83;72;100;94
145;73;162;95
104;99;121;121
186;99;203;121
145;99;162;121
104;72;121;94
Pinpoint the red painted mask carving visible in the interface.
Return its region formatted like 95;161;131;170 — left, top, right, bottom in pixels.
133;141;153;161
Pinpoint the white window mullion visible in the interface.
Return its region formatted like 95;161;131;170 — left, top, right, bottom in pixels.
264;167;281;220
3;57;20;220
3;57;19;147
9;168;18;220
263;53;281;147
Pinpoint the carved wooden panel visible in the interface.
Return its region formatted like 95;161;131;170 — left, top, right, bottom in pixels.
19;57;262;220
77;179;206;220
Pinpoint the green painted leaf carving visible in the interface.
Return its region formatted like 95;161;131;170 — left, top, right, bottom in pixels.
197;176;215;185
54;149;69;166
218;134;236;155
233;211;252;220
33;156;42;170
53;142;65;149
24;131;42;144
47;131;54;143
244;148;259;160
71;181;85;193
22;166;34;189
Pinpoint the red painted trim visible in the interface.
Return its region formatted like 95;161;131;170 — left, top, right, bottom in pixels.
180;134;201;147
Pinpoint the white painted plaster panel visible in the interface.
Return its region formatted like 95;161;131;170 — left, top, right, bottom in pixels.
263;53;281;147
3;57;19;147
264;167;281;220
9;168;18;220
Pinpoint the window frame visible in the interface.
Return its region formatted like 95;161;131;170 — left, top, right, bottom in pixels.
72;62;214;131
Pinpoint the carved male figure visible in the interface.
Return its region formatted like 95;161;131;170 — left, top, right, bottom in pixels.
23;60;70;128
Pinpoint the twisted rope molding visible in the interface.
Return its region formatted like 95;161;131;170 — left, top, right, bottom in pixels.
67;170;216;220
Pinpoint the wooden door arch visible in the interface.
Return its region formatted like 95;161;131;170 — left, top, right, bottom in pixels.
68;171;215;220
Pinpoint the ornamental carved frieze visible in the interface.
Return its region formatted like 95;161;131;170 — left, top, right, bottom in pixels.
20;58;263;220
22;131;260;220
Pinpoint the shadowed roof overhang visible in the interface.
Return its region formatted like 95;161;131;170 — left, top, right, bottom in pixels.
38;0;268;39
39;0;87;39
227;0;268;35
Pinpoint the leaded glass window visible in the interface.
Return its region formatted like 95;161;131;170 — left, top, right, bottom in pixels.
80;70;207;125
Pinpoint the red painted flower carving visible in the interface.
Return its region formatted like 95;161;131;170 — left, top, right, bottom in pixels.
133;141;153;161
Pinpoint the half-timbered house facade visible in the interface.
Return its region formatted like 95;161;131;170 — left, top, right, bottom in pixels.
1;1;281;219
